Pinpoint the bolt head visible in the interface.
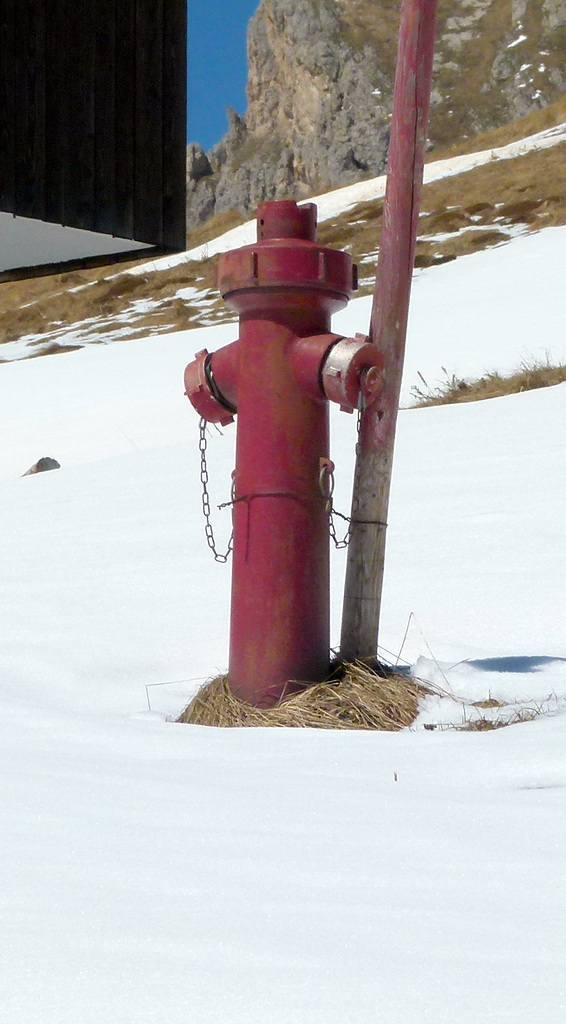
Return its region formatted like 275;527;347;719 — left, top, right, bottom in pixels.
361;366;384;397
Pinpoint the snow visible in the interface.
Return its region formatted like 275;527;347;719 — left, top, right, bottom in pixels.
508;34;527;49
1;219;566;1020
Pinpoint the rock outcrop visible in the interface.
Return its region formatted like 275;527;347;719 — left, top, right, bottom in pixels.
187;0;566;228
22;457;61;476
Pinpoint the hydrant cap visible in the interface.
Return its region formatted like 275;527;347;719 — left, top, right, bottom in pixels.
257;201;317;242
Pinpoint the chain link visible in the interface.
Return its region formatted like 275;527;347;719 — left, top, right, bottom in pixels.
199;418;233;563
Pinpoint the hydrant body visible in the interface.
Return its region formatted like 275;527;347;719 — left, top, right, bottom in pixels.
227;316;332;705
185;201;383;707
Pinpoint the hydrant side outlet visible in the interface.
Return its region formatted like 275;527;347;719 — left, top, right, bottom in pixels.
184;349;235;426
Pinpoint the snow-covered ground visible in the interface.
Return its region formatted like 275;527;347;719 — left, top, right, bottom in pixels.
1;221;565;1021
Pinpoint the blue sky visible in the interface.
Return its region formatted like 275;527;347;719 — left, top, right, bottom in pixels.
188;0;260;152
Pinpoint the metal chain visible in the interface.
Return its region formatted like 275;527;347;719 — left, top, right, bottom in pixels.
328;506;352;549
199;406;361;556
199;418;233;563
327;406;362;549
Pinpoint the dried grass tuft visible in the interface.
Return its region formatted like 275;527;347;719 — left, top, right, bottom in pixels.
460;708;538;731
410;358;566;408
177;662;427;730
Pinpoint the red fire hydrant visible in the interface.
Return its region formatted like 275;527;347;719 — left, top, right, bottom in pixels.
184;200;384;707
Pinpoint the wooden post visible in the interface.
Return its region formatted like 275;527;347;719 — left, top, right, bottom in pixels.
340;0;439;663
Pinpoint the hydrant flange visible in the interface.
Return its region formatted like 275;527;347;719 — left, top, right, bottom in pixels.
217;201;357;312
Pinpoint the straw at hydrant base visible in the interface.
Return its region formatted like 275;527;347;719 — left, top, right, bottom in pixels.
177;662;428;730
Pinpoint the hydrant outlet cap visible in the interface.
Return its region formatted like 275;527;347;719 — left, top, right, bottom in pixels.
257;201;317;242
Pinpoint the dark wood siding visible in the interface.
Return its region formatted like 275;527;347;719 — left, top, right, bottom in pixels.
44;0;67;225
15;0;47;220
114;0;136;239
0;0;187;249
0;0;16;213
134;0;163;244
94;0;117;235
162;0;188;248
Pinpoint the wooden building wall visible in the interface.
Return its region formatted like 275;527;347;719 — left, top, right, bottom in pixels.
0;0;187;249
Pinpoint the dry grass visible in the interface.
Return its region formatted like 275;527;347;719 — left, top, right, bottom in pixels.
0;214;246;355
177;661;554;733
459;695;537;730
460;709;537;731
411;359;566;407
183;209;247;250
337;0;399;76
178;661;426;730
428;97;566;163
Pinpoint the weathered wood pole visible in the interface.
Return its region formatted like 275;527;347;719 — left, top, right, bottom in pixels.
340;0;439;662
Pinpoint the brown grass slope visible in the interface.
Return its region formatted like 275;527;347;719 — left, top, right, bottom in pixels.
430;95;566;160
0;251;228;360
319;131;566;289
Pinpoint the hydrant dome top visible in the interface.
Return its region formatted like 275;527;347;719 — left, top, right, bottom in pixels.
257;201;317;242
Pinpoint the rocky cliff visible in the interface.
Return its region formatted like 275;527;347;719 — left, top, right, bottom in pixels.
187;0;566;227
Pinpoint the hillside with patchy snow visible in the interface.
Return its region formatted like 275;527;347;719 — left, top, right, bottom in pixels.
1;112;566;1023
2;103;566;370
